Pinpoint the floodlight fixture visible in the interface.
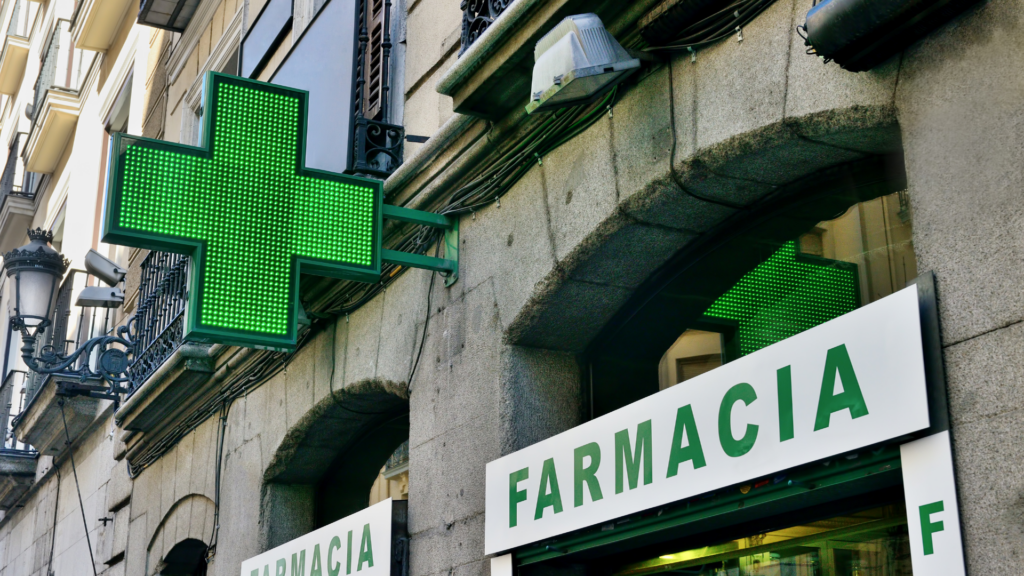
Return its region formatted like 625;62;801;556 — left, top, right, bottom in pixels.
76;286;126;309
526;13;640;115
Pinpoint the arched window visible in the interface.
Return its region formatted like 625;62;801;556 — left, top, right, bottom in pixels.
261;380;409;548
157;539;208;576
590;162;915;418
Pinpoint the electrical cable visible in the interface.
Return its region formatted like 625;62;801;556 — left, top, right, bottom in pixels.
206;400;230;564
406;244;438;390
59;399;99;576
643;0;778;52
665;55;750;211
46;464;60;576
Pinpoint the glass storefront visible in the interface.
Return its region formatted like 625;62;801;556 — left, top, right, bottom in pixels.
550;185;927;576
616;505;912;576
657;191;916;391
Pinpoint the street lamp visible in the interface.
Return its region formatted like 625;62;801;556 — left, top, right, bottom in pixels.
2;228;133;400
4;228;67;340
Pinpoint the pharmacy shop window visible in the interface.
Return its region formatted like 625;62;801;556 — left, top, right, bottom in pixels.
590;186;916;417
613;503;912;576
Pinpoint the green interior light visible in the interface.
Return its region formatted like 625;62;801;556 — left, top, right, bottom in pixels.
103;72;382;351
704;241;859;356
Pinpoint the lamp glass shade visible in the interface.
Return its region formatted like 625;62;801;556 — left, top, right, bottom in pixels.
15;267;60;327
2;228;69;332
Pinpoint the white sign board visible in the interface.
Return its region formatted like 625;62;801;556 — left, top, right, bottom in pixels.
242;499;392;576
484;286;930;554
901;431;967;576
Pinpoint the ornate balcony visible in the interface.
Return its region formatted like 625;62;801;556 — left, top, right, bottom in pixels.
137;0;201;32
0;0;33;95
0;134;35;254
0;370;36;510
117;251;222;442
0;34;29;96
71;0;135;52
24;20;85;174
459;0;512;56
352;117;404;178
126;251;189;396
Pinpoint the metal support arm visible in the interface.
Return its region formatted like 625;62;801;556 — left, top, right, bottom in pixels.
382;205;460;286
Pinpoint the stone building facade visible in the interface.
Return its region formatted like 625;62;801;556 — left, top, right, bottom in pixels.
0;0;1019;575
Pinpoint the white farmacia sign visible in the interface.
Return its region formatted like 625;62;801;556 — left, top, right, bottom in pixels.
484;286;930;554
901;431;967;576
242;499;392;576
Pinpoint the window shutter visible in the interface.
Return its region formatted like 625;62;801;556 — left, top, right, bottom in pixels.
362;0;385;120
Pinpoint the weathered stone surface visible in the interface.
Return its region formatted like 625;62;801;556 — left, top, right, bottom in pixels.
542;114;618;261
563;214;695;290
896;0;1024;346
344;294;386;383
409;415;497;536
499;346;581;455
690;0;793;150
951;405;1024;573
945;321;1024;428
376;267;434;385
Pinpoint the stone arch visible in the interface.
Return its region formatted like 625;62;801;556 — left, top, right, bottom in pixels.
146;494;215;575
507;104;904;354
259;377;409;550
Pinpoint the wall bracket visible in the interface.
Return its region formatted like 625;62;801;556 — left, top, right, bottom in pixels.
382;204;459;286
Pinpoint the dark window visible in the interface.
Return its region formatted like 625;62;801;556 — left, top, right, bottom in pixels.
591;179;916;417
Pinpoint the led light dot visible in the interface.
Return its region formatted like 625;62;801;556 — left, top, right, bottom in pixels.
704;241;858;356
118;81;375;337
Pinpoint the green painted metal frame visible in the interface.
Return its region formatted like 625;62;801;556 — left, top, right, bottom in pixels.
103;72;383;352
382;204;459;285
102;71;460;353
514;445;903;567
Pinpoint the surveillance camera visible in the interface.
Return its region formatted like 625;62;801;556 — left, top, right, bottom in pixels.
85;249;126;287
76;286;125;309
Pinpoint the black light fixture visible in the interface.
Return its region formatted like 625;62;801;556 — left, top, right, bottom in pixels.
2;228;133;401
801;0;984;72
4;228;68;339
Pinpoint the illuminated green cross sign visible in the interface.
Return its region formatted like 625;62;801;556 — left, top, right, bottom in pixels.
103;72;383;351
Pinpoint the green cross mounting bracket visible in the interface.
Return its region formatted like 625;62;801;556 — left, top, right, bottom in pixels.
102;71;458;352
381;204;459;287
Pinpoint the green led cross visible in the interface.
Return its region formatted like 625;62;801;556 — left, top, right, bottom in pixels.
103;72;381;351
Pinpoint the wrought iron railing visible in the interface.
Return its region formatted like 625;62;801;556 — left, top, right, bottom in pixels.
0;370;33;453
30;21;66;123
352;0;403;178
352;117;404;177
0;134;28;198
459;0;512;55
48;270;78;356
384;440;409;475
6;0;21;37
126;251;189;395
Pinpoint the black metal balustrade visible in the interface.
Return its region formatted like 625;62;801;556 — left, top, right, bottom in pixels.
459;0;513;55
6;0;21;37
0;370;32;453
352;0;404;178
30;21;66;123
48;270;78;357
126;251;189;395
384;440;409;474
0;134;29;199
